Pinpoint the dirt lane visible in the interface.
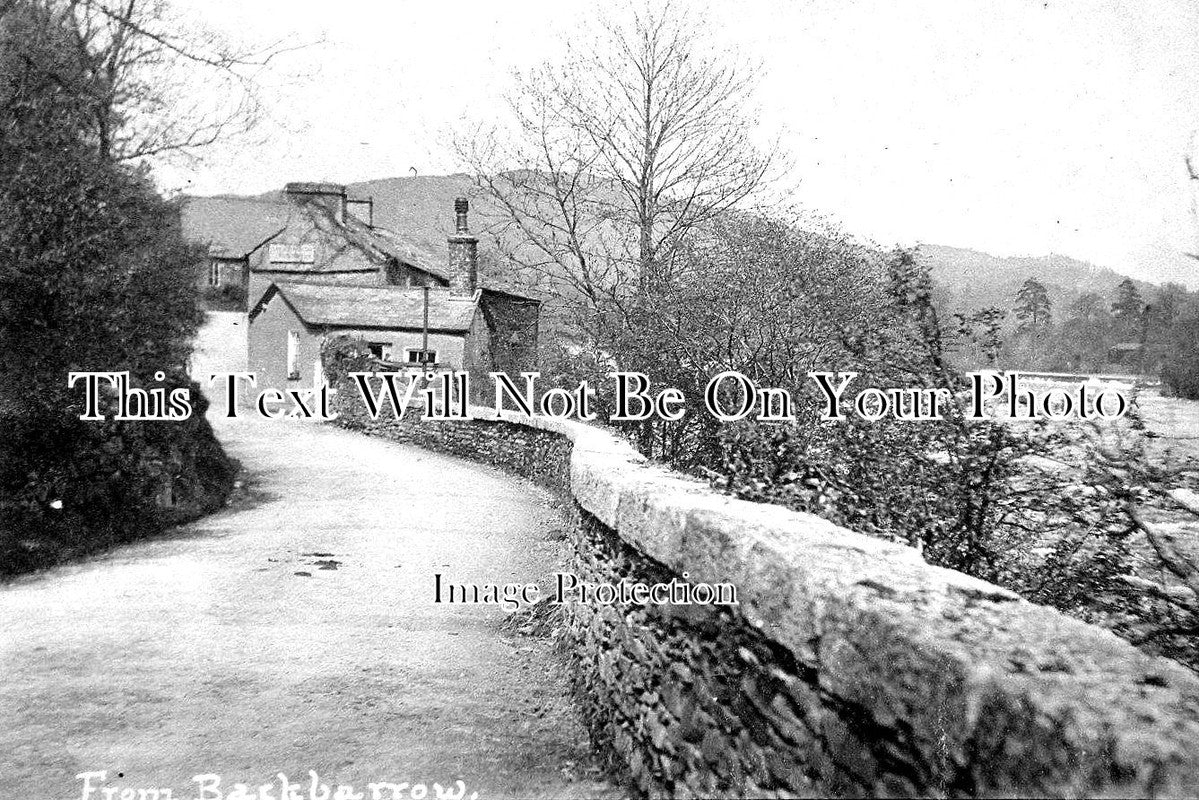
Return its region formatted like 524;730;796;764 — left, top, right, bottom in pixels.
0;418;616;800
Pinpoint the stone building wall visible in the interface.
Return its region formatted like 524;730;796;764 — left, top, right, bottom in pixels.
333;395;1199;799
478;291;541;376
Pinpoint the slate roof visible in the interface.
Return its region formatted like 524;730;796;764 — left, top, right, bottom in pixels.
181;196;291;257
258;282;478;333
333;208;451;282
182;184;538;302
181;192;453;284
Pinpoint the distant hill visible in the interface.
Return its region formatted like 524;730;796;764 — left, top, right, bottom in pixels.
916;243;1152;315
248;175;1160;316
341;179;1158;317
346;174;479;259
252;173;479;263
253;173;534;295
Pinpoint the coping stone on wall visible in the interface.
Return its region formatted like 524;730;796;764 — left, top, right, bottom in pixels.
467;405;1199;795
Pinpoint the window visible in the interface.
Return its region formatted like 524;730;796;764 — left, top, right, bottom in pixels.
405;348;437;365
286;331;300;380
208;261;222;287
367;342;392;361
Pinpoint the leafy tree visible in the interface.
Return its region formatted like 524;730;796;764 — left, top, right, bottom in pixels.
1140;283;1191;374
0;0;233;574
1151;283;1189;328
1014;277;1052;331
1048;292;1113;372
1009;277;1052;367
1161;320;1199;400
712;253;1197;667
612;211;885;463
1071;291;1108;322
1112;278;1146;332
713;251;1032;575
952;307;1007;368
1108;278;1151;372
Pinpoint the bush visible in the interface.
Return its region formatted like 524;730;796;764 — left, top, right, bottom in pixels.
706;250;1196;669
0;378;236;577
0;1;235;576
202;282;248;311
320;335;377;386
1161;319;1199;400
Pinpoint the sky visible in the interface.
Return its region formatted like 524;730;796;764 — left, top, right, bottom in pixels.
160;0;1199;287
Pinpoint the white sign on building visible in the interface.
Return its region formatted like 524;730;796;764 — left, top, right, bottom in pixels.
268;243;316;265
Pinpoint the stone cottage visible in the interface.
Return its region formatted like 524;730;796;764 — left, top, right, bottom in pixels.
250;282;492;392
182;183;540;395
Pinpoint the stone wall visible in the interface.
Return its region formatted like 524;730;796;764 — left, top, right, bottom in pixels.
334;398;1199;799
337;405;572;495
478;291;541;380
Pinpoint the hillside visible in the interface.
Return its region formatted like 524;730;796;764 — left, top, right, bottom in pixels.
255;173;532;295
342;178;1155;315
916;243;1149;315
253;173;480;261
347;174;479;258
251;175;1156;316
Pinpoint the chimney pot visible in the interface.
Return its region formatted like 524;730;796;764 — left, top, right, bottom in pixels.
454;197;469;233
448;199;478;296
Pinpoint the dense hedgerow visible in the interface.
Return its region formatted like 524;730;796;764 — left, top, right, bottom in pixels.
540;211;1198;670
706;253;1199;669
1162;319;1199;401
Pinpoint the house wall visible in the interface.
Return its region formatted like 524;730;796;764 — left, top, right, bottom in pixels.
248;292;470;401
243;206;386;307
463;308;494;403
200;195;538;404
479;292;540;375
247;293;323;395
328;328;469;414
324;328;468;371
242;201;444;307
249;208;383;275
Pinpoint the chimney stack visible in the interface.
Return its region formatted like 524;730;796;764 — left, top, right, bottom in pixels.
448;197;478;296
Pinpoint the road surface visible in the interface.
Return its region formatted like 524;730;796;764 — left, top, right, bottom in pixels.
0;418;617;800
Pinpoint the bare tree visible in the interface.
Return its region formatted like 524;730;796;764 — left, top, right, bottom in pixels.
1093;437;1199;660
461;1;780;352
24;0;310;164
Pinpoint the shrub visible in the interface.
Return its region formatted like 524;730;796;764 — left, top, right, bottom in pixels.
320;335;377;387
707;250;1196;668
1161;319;1199;400
0;1;235;576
